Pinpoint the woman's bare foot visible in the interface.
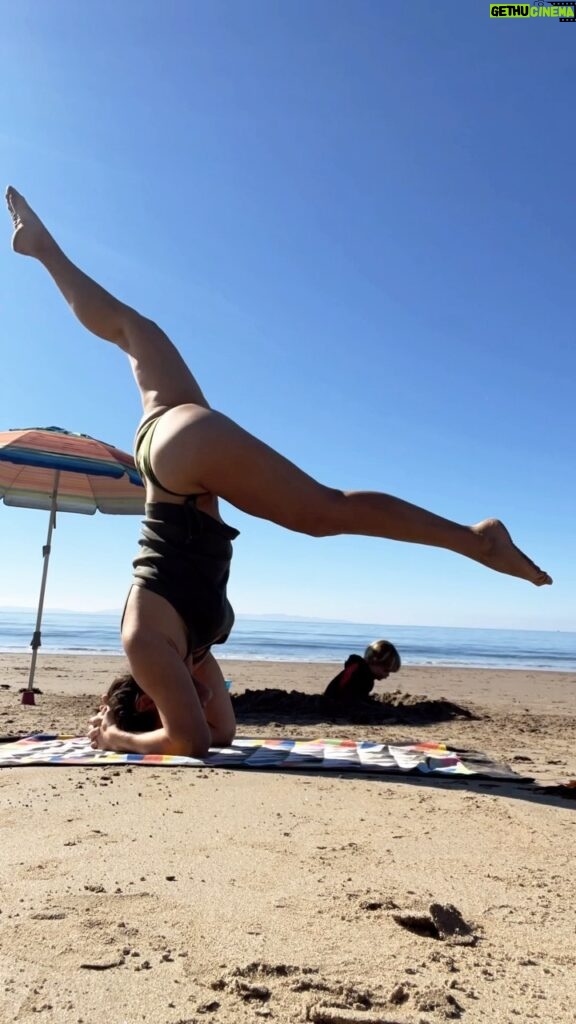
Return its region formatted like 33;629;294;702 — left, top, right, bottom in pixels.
471;519;552;586
5;186;56;258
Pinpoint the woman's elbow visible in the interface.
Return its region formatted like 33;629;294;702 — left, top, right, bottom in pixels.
167;737;210;759
210;724;236;748
166;726;211;759
188;738;211;759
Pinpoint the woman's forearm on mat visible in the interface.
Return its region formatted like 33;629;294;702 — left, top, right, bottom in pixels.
106;725;208;757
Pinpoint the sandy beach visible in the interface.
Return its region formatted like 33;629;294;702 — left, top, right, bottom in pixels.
0;654;574;1023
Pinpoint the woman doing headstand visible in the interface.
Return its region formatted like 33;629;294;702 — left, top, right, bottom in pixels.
5;187;552;757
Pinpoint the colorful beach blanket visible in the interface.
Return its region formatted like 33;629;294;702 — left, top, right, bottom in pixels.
0;734;528;780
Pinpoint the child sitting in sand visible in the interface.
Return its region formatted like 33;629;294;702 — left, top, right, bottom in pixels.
324;640;401;702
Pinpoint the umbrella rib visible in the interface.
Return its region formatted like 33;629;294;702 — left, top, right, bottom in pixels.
85;472;100;513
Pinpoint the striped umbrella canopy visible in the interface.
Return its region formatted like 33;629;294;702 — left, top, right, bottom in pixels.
0;425;144;514
0;426;145;702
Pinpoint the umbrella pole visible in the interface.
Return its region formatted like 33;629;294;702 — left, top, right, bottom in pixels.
23;472;60;706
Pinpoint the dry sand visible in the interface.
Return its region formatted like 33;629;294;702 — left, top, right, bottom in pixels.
0;654;574;1024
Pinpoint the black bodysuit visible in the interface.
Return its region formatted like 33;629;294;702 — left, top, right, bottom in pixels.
131;413;239;662
131;498;239;661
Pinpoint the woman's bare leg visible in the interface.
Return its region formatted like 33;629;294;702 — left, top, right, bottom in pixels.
149;405;552;585
5;187;207;416
6;187;552;586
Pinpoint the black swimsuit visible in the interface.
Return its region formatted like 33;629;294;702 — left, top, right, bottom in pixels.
130;415;239;661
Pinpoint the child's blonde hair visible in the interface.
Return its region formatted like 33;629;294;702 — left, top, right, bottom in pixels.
363;639;401;673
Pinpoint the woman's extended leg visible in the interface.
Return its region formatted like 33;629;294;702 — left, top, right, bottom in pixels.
148;405;551;585
6;187;552;586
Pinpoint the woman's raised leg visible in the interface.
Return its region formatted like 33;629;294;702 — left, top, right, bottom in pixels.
5;186;207;417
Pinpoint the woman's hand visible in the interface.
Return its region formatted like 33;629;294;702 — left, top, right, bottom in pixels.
88;705;119;750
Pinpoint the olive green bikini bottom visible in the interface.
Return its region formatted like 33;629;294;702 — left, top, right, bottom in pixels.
135;415;186;497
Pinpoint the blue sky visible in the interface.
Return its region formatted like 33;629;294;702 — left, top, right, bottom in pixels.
0;1;574;631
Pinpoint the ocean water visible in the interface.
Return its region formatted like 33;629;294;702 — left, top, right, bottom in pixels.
0;609;574;672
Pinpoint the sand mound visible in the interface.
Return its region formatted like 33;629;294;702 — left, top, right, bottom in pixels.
231;687;477;726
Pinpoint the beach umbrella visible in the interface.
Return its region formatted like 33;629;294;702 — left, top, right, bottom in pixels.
0;426;144;704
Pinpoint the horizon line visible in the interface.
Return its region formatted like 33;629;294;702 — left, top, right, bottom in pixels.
0;606;572;634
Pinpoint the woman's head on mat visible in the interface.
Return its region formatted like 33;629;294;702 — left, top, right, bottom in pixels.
363;639;401;679
102;671;214;734
103;674;161;733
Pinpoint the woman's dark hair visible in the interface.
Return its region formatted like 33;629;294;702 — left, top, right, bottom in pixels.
364;639;401;673
103;673;161;733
